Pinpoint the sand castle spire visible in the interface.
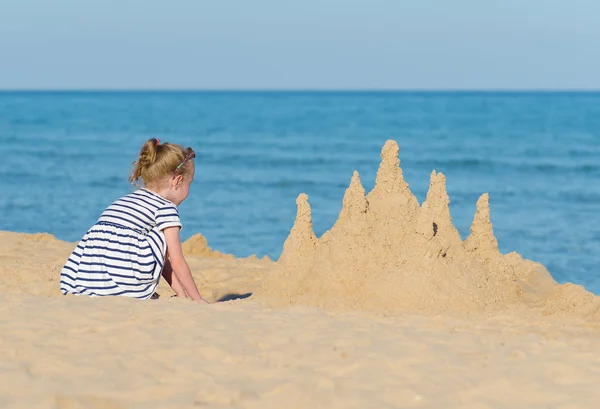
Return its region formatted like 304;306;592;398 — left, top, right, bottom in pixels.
366;140;418;217
339;171;368;222
417;171;461;242
464;193;500;256
277;193;317;266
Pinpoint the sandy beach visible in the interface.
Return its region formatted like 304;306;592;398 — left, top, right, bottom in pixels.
2;140;599;409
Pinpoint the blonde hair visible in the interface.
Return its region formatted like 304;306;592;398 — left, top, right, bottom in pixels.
129;138;194;186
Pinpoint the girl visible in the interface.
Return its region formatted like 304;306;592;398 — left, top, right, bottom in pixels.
60;138;208;302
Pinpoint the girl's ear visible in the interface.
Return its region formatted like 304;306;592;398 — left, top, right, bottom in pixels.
172;174;183;187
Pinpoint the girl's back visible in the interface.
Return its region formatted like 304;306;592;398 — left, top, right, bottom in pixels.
98;188;181;235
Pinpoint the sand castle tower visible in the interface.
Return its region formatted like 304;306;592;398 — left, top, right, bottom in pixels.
278;193;317;269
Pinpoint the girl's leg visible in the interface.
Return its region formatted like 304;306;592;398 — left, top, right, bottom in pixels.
162;254;188;298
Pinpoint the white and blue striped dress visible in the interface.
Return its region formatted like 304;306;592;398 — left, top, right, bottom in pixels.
60;188;182;299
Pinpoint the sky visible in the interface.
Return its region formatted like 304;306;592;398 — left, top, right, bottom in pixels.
1;0;599;90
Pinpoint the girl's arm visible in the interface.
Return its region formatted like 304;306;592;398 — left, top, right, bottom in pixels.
164;226;208;303
161;255;188;298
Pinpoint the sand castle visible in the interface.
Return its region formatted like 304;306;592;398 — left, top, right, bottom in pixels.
254;140;600;317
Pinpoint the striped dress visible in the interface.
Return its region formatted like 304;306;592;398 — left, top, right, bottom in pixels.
60;188;182;299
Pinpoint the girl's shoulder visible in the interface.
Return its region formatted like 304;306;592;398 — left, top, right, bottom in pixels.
117;188;174;209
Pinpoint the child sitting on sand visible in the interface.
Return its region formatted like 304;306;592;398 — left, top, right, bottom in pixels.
60;138;208;302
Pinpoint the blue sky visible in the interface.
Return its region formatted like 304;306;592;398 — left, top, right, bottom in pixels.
1;0;599;89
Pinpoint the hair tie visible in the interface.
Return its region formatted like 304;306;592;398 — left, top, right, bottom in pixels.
155;138;161;146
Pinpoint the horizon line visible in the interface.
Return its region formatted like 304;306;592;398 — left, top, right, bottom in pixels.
2;88;600;93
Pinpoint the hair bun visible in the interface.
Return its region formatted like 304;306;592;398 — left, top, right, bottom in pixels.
139;139;159;166
129;138;159;184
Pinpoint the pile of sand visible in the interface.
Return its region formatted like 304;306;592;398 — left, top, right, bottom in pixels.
182;233;237;258
183;233;271;262
254;140;600;317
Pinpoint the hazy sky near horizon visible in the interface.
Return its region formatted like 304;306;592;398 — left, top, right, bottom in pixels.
1;0;599;89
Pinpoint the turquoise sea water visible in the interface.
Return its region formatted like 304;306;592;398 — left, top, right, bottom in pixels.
1;91;599;293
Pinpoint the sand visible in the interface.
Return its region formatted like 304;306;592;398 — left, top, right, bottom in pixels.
1;140;600;408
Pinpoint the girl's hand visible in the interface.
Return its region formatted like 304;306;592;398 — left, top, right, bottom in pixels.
198;297;210;304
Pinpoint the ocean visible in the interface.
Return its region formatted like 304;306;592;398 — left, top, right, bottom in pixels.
1;91;599;293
